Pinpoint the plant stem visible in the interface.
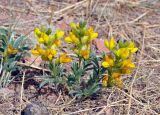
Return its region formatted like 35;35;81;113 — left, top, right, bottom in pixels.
78;57;82;68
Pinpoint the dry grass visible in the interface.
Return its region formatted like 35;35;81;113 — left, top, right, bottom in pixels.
0;0;160;114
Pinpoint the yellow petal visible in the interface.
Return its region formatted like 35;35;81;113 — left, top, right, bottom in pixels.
91;32;98;40
48;54;53;61
9;45;18;54
65;37;72;43
116;48;129;59
121;57;135;74
70;32;79;44
81;36;89;44
44;49;57;61
31;49;39;55
103;56;114;67
104;37;116;50
70;22;77;29
42;33;49;44
104;40;109;48
115;78;123;88
122;58;135;68
54;39;61;47
122;68;131;74
112;72;121;79
109;37;116;50
38;37;45;44
36;45;45;55
59;53;72;63
34;27;41;38
102;61;110;68
128;42;138;53
87;27;98;40
131;48;138;53
128;42;135;48
56;30;64;38
102;75;108;87
80;50;89;60
50;49;57;56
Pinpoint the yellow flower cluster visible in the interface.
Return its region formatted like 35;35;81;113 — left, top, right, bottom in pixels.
32;26;71;63
102;37;138;88
65;22;98;60
31;23;138;90
4;44;18;57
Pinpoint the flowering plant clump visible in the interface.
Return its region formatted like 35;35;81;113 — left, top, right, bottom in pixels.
32;26;65;61
31;22;138;98
64;22;102;97
31;26;72;88
0;21;138;98
101;37;138;88
65;21;98;60
0;28;29;88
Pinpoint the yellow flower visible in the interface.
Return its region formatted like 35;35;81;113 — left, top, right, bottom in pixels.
128;41;138;53
81;36;89;44
70;22;79;29
38;32;49;44
102;75;108;87
31;49;39;55
114;78;123;88
53;39;61;47
104;37;116;50
59;53;72;63
56;30;64;39
102;55;114;68
121;57;135;74
42;48;57;61
4;44;18;56
31;44;45;56
65;32;79;44
122;58;135;68
80;50;90;60
87;27;98;40
112;72;121;79
34;27;41;38
32;45;56;61
116;48;130;59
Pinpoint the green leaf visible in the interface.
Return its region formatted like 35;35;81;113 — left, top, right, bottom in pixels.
0;28;8;36
46;28;52;35
39;79;51;88
23;46;30;50
14;54;22;61
13;35;25;48
3;60;17;71
0;48;4;52
67;75;76;86
0;34;7;47
9;32;15;45
79;21;87;28
118;40;129;48
118;40;124;48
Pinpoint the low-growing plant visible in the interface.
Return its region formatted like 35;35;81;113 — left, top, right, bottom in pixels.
31;26;71;89
101;38;138;88
64;22;101;98
32;22;138;99
0;27;29;88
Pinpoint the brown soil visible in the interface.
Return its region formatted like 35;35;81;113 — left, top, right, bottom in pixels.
0;0;160;114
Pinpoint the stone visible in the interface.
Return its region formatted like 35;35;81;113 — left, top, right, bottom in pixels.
21;103;49;115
